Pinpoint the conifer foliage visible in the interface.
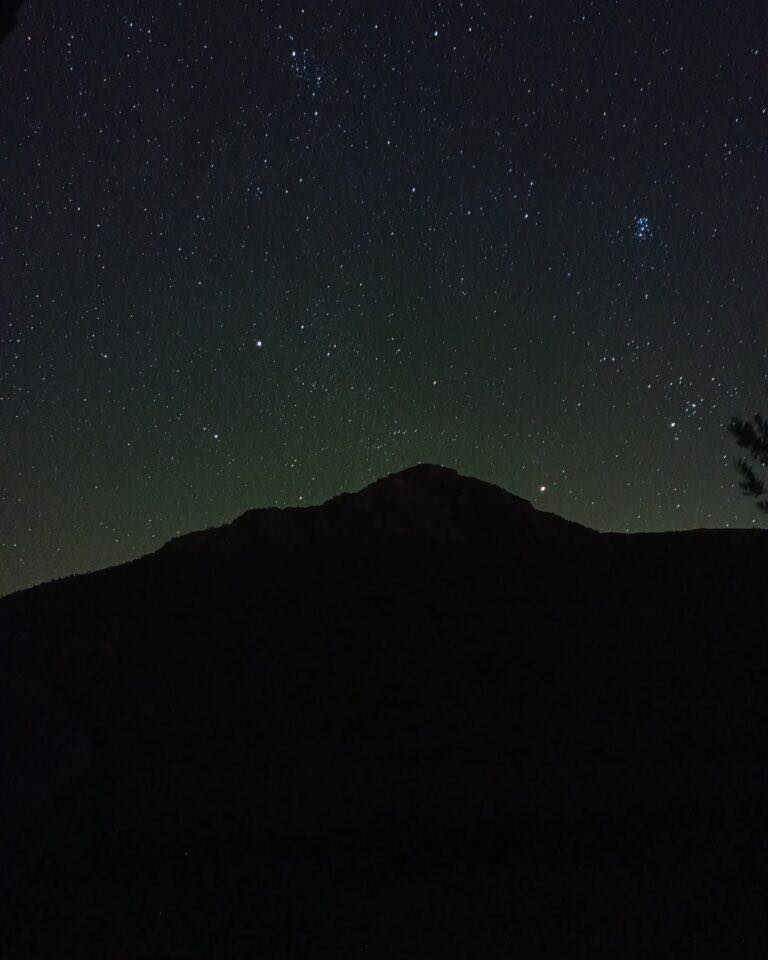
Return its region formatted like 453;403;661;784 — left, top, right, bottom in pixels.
730;413;768;511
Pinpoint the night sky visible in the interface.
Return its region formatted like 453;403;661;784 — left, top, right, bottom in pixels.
1;1;766;596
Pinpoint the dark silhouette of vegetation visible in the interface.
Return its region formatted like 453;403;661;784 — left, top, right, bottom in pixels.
0;1;22;45
730;413;768;511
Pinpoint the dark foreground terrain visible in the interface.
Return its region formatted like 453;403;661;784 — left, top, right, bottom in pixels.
2;464;768;957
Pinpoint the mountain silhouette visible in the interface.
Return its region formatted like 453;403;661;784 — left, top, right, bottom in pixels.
2;464;768;957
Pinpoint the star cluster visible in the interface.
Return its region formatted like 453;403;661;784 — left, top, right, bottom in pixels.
1;1;766;595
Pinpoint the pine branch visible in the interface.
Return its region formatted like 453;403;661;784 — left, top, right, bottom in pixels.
730;416;768;467
735;457;765;498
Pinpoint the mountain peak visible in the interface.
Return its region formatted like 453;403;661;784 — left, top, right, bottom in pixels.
153;464;596;565
327;462;518;507
314;463;596;551
367;463;461;485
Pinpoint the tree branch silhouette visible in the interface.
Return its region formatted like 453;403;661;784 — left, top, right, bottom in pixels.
0;1;23;46
729;413;768;512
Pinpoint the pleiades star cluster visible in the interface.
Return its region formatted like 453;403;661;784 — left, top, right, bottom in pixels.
1;1;766;595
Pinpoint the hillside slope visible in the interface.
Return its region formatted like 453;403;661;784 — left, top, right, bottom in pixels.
2;464;767;957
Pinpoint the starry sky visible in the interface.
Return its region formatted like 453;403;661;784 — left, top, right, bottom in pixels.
1;1;767;596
